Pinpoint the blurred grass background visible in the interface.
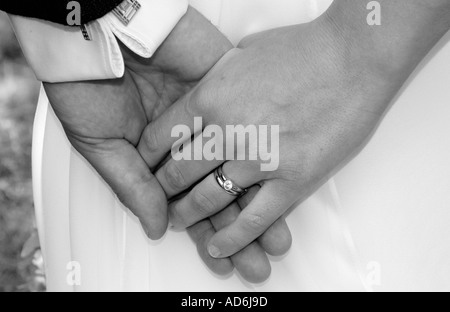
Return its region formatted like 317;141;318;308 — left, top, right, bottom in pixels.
0;12;44;292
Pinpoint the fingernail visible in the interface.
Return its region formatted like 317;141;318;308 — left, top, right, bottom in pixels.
208;244;222;258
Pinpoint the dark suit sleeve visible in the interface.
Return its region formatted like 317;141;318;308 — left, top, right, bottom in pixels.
0;0;124;26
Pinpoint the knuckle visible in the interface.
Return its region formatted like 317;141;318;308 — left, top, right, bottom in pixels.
224;229;246;251
237;185;260;208
196;228;212;245
187;86;212;115
188;221;212;245
164;162;187;191
137;169;157;185
242;212;267;234
191;189;217;216
169;203;189;227
142;125;160;154
185;91;201;116
278;164;304;183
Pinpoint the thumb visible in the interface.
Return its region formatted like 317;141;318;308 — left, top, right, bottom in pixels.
75;138;168;240
137;91;199;170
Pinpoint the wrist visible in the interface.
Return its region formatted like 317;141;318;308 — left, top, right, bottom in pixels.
320;0;450;88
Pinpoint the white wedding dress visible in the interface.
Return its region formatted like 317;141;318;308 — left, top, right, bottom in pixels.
30;0;450;291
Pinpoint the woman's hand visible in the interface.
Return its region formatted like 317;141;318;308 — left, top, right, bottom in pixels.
147;21;390;261
147;0;450;262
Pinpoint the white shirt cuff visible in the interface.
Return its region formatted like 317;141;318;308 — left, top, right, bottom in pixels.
9;0;189;83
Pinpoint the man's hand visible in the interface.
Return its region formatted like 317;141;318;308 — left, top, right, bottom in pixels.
44;7;232;239
143;0;450;262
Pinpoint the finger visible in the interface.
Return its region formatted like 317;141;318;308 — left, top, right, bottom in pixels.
76;139;168;240
257;218;292;257
137;49;241;170
187;220;234;276
238;186;292;257
208;182;296;258
137;92;199;170
169;161;266;229
155;133;225;198
210;203;271;284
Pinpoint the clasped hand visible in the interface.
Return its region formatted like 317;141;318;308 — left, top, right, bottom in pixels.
44;8;292;284
44;6;393;283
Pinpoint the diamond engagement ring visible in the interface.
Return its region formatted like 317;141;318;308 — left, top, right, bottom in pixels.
214;165;248;197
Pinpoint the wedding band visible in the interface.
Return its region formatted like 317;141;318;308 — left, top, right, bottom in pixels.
214;165;248;197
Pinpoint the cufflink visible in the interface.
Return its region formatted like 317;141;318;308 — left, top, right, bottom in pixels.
113;0;141;26
80;25;92;41
79;0;141;41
